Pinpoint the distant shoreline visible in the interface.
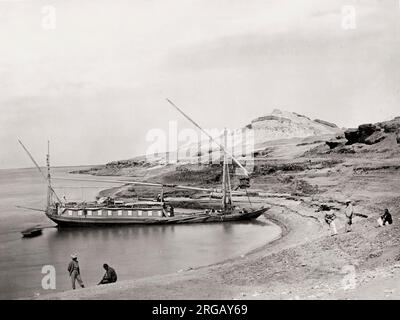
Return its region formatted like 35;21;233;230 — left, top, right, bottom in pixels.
0;164;101;171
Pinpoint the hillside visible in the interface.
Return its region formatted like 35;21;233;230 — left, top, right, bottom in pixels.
71;109;343;177
250;109;341;143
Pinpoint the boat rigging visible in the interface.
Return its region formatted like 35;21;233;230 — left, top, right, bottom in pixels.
17;99;268;227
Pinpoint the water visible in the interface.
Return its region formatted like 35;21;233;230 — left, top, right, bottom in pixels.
0;167;281;299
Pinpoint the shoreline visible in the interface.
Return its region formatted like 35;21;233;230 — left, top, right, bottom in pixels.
34;199;320;300
35;192;400;300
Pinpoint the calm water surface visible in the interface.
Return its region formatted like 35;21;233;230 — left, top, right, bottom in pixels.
0;167;280;299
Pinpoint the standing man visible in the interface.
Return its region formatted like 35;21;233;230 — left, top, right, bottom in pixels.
345;200;354;233
321;204;337;236
98;264;118;285
68;253;85;290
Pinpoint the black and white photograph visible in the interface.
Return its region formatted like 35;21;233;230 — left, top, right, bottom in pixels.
1;0;400;304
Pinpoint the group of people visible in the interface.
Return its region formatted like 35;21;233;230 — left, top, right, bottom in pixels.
68;254;117;290
67;200;394;290
323;200;393;236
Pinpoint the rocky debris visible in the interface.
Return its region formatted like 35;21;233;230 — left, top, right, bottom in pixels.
353;163;400;174
362;134;399;154
253;159;342;175
252;115;285;122
69;167;103;174
345;124;379;145
252;148;273;157
292;180;319;196
344;128;359;145
273;175;320;196
316;203;334;212
326;138;347;149
296;140;326;147
335;144;366;154
365;131;388;145
164;164;223;184
106;159;150;168
377;117;400;133
343;117;400;147
368;251;383;259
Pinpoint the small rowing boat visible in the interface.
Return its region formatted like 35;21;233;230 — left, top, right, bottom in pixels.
21;226;43;238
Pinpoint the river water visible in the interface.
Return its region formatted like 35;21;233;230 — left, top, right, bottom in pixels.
0;167;281;299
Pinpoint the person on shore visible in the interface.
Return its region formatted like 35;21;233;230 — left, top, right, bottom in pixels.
323;206;337;236
344;200;354;233
378;208;393;227
98;264;118;285
68;253;85;290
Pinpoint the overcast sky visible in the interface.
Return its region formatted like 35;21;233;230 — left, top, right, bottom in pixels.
1;0;399;169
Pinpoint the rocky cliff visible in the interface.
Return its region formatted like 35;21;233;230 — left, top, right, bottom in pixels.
344;117;400;145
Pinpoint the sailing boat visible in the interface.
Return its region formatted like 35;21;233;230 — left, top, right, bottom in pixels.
18;100;268;227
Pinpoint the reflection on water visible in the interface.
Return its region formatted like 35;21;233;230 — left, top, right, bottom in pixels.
0;167;280;299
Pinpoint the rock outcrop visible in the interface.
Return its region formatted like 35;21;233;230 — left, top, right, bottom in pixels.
377;117;400;133
345;124;379;145
344;117;400;146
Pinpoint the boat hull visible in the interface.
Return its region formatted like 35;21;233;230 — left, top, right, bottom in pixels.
46;207;269;227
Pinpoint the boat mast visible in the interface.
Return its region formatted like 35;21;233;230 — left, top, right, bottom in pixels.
166;99;245;212
46;140;53;208
18;139;62;203
222;128;233;211
222;131;227;209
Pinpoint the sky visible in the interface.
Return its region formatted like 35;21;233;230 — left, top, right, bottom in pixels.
0;0;399;169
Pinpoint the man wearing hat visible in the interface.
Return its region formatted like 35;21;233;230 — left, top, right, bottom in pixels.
67;253;85;290
322;204;337;236
345;200;354;232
